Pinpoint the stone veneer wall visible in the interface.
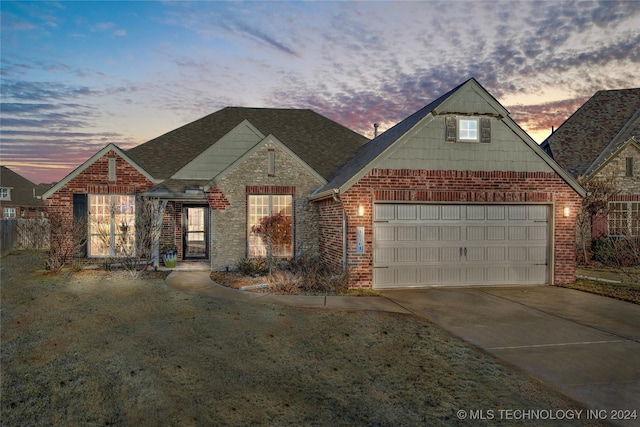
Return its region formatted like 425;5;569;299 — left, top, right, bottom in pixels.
209;142;323;270
318;169;583;288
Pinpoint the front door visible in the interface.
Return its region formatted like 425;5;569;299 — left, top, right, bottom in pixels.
183;206;208;259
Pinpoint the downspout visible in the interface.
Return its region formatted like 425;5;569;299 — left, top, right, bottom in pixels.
332;189;348;271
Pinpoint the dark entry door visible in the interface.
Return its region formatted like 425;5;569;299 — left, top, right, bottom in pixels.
184;206;208;259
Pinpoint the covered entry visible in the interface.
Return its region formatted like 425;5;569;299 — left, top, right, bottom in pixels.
373;204;550;288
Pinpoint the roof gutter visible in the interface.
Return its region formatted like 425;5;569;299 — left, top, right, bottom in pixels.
309;188;340;202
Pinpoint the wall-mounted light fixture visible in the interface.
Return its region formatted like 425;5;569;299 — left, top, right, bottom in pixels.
563;206;570;217
358;205;365;217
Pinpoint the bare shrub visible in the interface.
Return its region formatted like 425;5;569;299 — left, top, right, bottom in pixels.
576;177;619;265
48;213;86;272
288;252;349;295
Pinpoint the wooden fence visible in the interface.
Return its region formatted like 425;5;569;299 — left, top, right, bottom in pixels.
0;219;49;256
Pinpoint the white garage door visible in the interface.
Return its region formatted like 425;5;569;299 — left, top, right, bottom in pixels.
373;204;550;288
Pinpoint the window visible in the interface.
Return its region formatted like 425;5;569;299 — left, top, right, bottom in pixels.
0;188;10;200
608;202;640;237
88;195;136;256
248;194;293;257
626;157;634;177
445;116;491;143
3;207;16;218
458;119;478;141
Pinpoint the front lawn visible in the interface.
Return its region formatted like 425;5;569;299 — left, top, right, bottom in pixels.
565;266;640;304
1;251;606;426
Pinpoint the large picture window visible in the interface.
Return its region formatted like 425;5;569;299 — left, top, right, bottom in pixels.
89;195;136;257
248;194;293;257
608;202;640;237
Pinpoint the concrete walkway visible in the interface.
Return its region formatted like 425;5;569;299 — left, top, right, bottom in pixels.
166;271;639;426
380;286;640;427
165;270;410;313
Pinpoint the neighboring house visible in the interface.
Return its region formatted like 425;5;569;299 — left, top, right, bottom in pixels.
43;79;585;288
0;166;47;219
312;78;585;288
542;88;640;239
42;108;368;266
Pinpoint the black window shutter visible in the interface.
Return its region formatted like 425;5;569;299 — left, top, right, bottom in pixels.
445;116;457;142
480;118;491;143
73;194;88;257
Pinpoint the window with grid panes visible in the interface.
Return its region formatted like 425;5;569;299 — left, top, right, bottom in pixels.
248;194;293;257
608;202;640;236
89;195;136;256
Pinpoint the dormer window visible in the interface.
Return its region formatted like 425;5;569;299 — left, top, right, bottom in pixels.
0;188;10;200
446;116;491;143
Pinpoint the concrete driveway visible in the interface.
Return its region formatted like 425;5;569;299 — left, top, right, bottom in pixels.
381;286;640;426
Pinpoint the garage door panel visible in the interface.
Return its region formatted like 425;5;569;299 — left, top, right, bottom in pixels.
397;205;417;220
529;226;547;240
397;247;417;263
397;226;417;241
375;225;395;241
487;247;506;261
467;226;485;240
375;205;396;221
420;205;439;220
420;247;439;262
374;247;395;263
373;204;549;288
487;226;506;240
467;247;485;261
509;226;527;240
421;226;439;240
442;247;461;262
487;267;506;282
441;226;461;241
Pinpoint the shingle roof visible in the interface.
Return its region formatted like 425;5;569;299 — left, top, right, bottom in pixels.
0;166;44;207
126;107;369;181
543;88;640;178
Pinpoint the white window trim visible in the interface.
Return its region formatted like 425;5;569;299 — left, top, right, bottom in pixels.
457;118;479;142
608;201;640;237
0;188;11;200
247;194;293;258
3;207;16;218
88;194;136;257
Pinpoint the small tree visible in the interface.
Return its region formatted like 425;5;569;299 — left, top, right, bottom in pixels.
251;212;292;274
115;196;165;278
576;177;619;265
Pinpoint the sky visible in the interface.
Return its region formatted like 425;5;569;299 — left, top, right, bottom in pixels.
1;1;639;184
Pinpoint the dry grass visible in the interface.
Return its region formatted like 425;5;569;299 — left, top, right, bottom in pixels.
567;266;640;304
2;251;607;426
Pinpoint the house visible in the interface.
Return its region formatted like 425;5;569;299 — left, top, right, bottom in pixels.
311;78;585;288
43;79;585;288
0;166;47;219
542;88;640;239
42;108;368;265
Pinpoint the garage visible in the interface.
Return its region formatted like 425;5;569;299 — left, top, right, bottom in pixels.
373;204;550;288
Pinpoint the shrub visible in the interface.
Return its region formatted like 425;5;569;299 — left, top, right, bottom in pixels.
236;257;269;276
288;252;349;294
591;237;614;264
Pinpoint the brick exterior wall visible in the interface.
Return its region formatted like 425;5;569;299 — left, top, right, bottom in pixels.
45;150;155;260
318;169;582;288
209;142;323;270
